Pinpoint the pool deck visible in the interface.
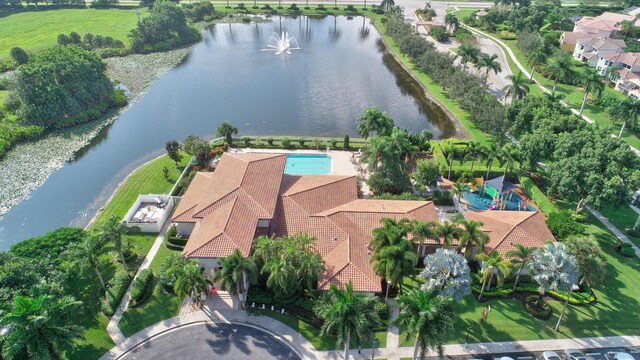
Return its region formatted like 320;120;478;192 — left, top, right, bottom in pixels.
230;148;372;195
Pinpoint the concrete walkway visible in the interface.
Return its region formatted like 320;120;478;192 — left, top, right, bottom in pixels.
105;222;172;345
386;299;400;349
102;306;640;360
588;206;640;258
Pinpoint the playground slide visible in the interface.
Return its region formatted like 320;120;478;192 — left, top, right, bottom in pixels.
487;203;497;210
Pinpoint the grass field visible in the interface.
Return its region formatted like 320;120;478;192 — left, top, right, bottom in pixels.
400;211;640;345
599;204;640;248
0;90;8;104
0;8;147;61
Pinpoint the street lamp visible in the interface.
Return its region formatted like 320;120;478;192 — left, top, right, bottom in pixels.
555;283;579;332
371;339;379;360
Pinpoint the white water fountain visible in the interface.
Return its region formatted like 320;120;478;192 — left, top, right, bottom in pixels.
262;31;301;55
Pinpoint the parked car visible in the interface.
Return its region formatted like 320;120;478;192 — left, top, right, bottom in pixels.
542;351;562;360
564;349;588;360
613;352;635;360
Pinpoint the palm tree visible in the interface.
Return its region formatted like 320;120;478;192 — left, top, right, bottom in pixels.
527;47;547;80
0;295;83;360
390;127;415;164
457;220;489;261
371;218;413;252
528;242;579;306
98;215;140;271
361;136;395;172
216;120;239;145
578;69;604;115
357;106;394;140
507;244;536;291
314;282;382;360
371;234;418;301
420;248;471;301
483;143;501;179
380;0;395;13
171;261;212;308
475;250;511;300
458;45;479;70
211;249;258;309
444;13;459;32
609;97;640;139
503;72;531;103
478;53;502;85
464;141;485;174
412;220;439;257
435;221;462;248
546;55;574;93
499;143;520;176
395;290;455;360
70;234;111;292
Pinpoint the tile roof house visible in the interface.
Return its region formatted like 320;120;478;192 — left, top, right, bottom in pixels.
573;37;627;67
464;210;555;255
172;152;439;293
573;12;637;38
560;32;600;52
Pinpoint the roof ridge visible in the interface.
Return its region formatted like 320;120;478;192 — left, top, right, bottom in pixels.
192;189;240;218
318;263;350;288
238;188;271;218
173;204;197;221
183;231;224;257
285;175;356;196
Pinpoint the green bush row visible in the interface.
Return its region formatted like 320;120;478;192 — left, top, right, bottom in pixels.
129;269;154;308
102;271;133;316
518;174;557;216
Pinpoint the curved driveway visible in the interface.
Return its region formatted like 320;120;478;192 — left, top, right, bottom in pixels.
120;323;301;360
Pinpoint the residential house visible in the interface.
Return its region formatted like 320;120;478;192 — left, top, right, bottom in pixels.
560;32;600;52
573;37;627;66
596;51;640;77
573;12;637;38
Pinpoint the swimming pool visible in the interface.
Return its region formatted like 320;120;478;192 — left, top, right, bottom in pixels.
463;190;535;211
285;154;332;175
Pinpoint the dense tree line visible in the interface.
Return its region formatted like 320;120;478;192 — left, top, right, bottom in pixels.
385;17;507;141
10;45;116;128
129;0;201;54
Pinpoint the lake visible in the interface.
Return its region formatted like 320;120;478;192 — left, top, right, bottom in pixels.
0;15;455;249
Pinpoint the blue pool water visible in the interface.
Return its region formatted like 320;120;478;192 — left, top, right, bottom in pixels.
463;190;535;211
285;154;332;175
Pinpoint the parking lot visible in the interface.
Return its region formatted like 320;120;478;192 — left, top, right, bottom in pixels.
439;346;640;360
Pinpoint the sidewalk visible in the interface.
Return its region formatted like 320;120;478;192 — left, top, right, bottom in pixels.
588;206;640;258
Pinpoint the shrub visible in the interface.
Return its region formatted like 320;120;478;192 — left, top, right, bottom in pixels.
103;272;133;316
158;253;189;292
57;34;70;46
330;139;337;148
432;190;454;205
343;134;349;149
546;210;585;240
620;246;635;257
281;137;291;149
243;137;252;147
130;269;155;307
299;139;306;146
524;295;551;319
625;226;640;237
247;286;273;305
374;300;390;320
241;16;251;23
316;4;325;10
289;3;298;10
267;137;274;146
345;4;356;11
429;26;448;42
10;47;29;65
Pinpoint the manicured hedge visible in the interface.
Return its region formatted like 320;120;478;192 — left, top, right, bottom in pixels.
102;271;133;316
518;174;557;216
129;269;154;308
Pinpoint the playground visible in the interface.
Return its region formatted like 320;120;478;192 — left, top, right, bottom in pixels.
461;176;535;211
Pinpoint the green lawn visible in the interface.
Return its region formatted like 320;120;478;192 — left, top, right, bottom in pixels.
400;208;640;346
89;152;189;229
0;90;8;104
119;244;183;338
599;204;640;248
0;8;147;61
370;13;492;144
262;311;387;351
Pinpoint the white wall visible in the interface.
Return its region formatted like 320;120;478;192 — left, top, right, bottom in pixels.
176;222;195;236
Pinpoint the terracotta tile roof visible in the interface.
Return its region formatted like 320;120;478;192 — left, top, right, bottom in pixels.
618;68;640;80
463;210;555;254
602;52;640;67
577;37;626;50
561;31;598;45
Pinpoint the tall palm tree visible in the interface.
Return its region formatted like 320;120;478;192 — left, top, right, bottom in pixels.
211;249;258;309
361;136;395;172
371;218;413;252
420;248;472;301
464;141;485;174
0;295;83;360
98;215;140;271
609;97;640;139
372;234;418;301
457;220;489;261
458;45;479;70
314;282;382;360
499;143;520;176
380;0;395;12
412;220;439;257
507;244;536;291
171;261;213;308
527;47;547;80
546;55;574;93
70;234;111;292
478;53;502;85
528;242;579;306
357;106;394;140
483;143;501;179
390;127;415;164
475;250;511;300
216;120;239;145
578;69;604;115
444;13;459;32
435;221;462;248
503;72;531;103
395;290;455;360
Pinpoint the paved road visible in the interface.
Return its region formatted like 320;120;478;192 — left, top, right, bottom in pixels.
433;346;640;360
120;323;301;360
